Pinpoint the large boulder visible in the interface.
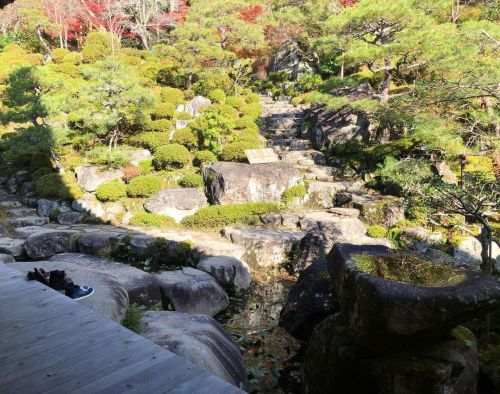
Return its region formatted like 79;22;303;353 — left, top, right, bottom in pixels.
140;311;247;389
327;243;500;352
303;315;477;394
197;256;252;293
309;104;373;150
0;237;25;258
222;226;304;268
179;96;211;117
37;199;62;217
75;166;123;192
280;231;338;341
144;188;208;223
9;216;49;227
24;229;81;259
154;267;228;316
127;149;151;166
5;170;29;194
268;39;312;79
204;162;301;204
77;232;120;255
71;193;105;217
305;181;343;209
452;236;483;270
10;260;129;321
49;253;161;307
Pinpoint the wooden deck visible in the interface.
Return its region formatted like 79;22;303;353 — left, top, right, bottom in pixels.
0;263;245;394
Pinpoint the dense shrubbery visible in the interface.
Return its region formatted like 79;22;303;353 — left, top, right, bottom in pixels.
153;102;176;119
193;150;217;167
172;128;197;150
95;180;127;202
281;184;307;204
366;225;388;238
31;167;53;180
181;202;280;229
208;89;226;103
131;132;170;152
129;211;177;228
153;144;191;170
178;173;204;188
126;175;162;197
219;142;257;162
36;173;83;201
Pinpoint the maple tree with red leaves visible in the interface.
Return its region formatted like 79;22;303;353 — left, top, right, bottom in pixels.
238;4;263;24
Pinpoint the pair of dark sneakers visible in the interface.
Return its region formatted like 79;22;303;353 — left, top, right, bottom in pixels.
27;268;94;300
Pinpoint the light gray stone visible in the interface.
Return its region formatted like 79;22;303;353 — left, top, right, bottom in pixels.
452;237;482;270
197;256;251;292
127;149;152;166
75;166;123;192
182;96;211;117
24;229;81;259
140;311;247;389
154;267;228;316
0;238;25;258
144;188;208;223
57;211;82;225
37;199;61;217
71;193;105;217
10;216;50;227
0;253;15;263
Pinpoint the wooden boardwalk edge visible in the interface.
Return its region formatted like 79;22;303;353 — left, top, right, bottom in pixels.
0;263;245;394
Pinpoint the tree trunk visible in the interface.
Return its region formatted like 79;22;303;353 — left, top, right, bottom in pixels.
380;57;392;105
35;23;52;60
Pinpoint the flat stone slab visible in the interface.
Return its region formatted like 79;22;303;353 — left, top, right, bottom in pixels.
155;267;228;316
141;311;247;389
0;237;25;258
144;188;208;223
24;229;82;259
10;216;50;227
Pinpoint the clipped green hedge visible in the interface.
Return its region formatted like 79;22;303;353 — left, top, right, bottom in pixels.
225;96;245;109
366;225;388;238
181;202;280;229
129;211;177;228
241;102;262;119
153;144;191;170
160;87;184;105
153;102;176;119
208;89;226;103
96;180;127;202
36;172;83;201
172;128;198;150
146;119;172;132
235;115;257;130
31;167;53;180
219;142;258;162
127;175;162;197
281;184;307;204
193;150;217;167
179;173;204;188
131;132;170;152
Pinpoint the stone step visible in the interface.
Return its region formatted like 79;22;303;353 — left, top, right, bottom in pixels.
280;150;326;164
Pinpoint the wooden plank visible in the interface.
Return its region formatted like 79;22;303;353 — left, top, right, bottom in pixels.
167;371;243;394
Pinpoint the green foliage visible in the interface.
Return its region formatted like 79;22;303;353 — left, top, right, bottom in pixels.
31;167;53;180
208;89;226;103
178;173;204;188
126;175;162;197
366;225;388;238
219;142;258;162
36;173;83;201
95;180;127;202
176;111;193;120
281;184;307;204
152;102;176;119
145;119;172;133
240;102;262;119
129;211;177;228
121;306;143;333
190;107;235;153
51;48;70;64
234;115;257;130
225;96;245;109
193;150;217;167
138;159;154;174
297;73;322;92
172;128;198;150
82;31;121;63
159;87;185;105
153;144;191;170
131;132;170;152
85;147;128;168
181;202;280;229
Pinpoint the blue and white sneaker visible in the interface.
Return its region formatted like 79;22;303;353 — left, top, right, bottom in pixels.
68;285;94;300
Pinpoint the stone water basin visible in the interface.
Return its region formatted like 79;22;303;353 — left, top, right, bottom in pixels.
327;243;500;351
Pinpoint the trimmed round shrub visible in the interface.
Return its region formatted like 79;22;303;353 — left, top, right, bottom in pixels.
193;150;217;167
366;225;388;238
183;89;195;100
62;52;83;65
36;172;83;201
96;180;127;202
225;96;245;110
172;128;198;150
179;173;204;188
51;48;70;63
82;31;120;63
160;87;184;105
54;63;80;78
244;93;260;103
213;104;239;120
131;132;170;152
231;130;261;145
235;115;257;130
153;102;176;119
31;167;53;180
126;175;162;197
281;184;307;204
129;211;176;228
219;142;258;162
138;159;153;174
241;102;262;119
153;144;191;170
208;89;226;103
146;119;172;132
176;111;192;120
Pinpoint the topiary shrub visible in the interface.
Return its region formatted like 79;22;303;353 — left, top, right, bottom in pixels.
138;159;153;174
153;144;191;170
126;175;162;197
31;167;53;180
181;202;280;229
152;102;176;119
145;119;172;133
231;129;261;144
172;128;198;150
225;96;245;110
96;180;127;202
281;184;307;204
54;63;80;78
193;150;217;167
131;132;170;152
244;93;260;103
366;225;388;238
178;173;204;188
235;115;257;130
183;89;195;100
62;52;83;65
219;142;258;162
176;111;193;120
129;211;176;228
212;103;239;120
36;172;83;201
82;31;120;63
51;48;70;64
160;87;184;105
241;102;262;119
208;88;226;103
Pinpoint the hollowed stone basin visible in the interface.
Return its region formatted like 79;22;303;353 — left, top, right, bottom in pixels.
327;243;500;352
